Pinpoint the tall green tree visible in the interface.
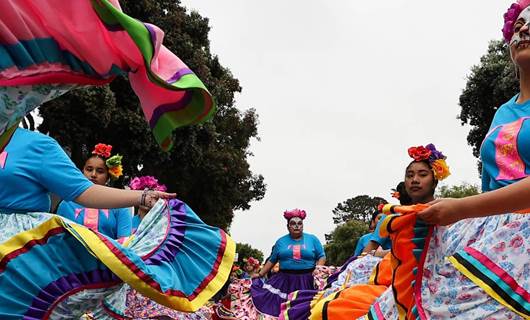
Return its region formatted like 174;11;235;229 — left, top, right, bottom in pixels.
437;183;480;198
324;220;369;266
38;0;265;230
459;40;518;170
332;195;387;225
235;243;264;266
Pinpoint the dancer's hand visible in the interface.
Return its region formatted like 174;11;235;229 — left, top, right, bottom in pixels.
417;198;463;226
141;190;177;208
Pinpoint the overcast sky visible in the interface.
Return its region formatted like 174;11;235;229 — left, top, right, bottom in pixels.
179;0;513;256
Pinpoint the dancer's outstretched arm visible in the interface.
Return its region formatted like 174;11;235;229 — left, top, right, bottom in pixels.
76;184;176;209
419;176;530;225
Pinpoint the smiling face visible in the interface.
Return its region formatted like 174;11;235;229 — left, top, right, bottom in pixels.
510;7;530;71
404;161;437;204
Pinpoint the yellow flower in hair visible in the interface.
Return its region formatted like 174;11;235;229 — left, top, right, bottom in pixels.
431;159;450;180
108;165;123;179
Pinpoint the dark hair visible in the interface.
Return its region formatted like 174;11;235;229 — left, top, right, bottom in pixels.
395;181;413;205
405;159;433;174
370;210;382;222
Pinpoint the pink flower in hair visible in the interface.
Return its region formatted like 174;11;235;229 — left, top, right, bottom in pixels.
503;3;522;43
283;208;307;220
502;0;530;43
129;176;167;192
244;257;260;268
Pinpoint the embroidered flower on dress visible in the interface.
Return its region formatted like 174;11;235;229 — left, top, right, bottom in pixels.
510;234;524;248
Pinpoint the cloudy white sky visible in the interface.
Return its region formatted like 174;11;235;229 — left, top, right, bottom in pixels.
179;0;513;255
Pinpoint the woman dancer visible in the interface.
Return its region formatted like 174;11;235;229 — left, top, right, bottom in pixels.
0;1;234;317
57;143;132;242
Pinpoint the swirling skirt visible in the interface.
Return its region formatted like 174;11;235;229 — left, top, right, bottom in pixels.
209;268;329;319
279;254;387;320
0;199;234;319
365;213;530;319
251;271;315;317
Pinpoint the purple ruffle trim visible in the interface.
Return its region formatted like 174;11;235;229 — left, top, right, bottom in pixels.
143;199;187;266
26;268;119;318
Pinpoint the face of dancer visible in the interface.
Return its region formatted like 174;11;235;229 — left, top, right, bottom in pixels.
511;7;530;72
83;156;108;185
288;217;304;239
404;161;437;204
244;263;254;273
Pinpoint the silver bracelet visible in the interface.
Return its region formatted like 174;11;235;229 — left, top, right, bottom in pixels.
140;189;149;207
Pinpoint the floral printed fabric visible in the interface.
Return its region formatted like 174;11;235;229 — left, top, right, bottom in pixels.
372;214;529;319
313;265;338;290
0;84;72;134
328;255;381;293
122;287;213;319
219;279;277;320
215;268;337;320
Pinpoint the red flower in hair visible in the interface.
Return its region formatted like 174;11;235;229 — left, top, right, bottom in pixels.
407;146;432;161
92;143;112;158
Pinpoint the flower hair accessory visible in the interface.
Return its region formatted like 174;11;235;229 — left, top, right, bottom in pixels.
129;176;167;192
91;143;123;179
407;143;450;180
503;0;530;43
231;265;242;276
106;154;123;180
243;257;260;269
391;190;400;199
283;208;307;220
92;143;113;158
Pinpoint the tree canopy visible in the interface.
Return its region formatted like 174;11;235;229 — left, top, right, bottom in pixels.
437;183;480;198
332;195;387;225
324;220;369;266
459;40;518;170
236;242;264;266
37;0;265;230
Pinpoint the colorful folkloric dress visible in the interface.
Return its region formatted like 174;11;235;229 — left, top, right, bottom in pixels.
279;214;392;319
57;201;132;243
0;1;234;318
250;232;325;317
363;95;530;319
278;247;387;319
132;214;141;233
